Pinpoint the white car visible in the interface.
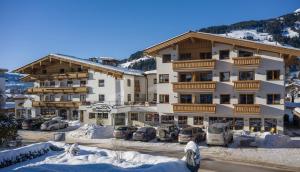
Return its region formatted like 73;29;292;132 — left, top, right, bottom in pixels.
40;120;68;131
206;123;233;146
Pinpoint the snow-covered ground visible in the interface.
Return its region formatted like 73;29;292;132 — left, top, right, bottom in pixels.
2;142;189;172
120;56;151;68
282;27;299;38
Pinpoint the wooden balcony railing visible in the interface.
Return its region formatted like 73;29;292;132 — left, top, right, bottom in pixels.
233;56;261;67
32;101;81;108
27;87;88;94
173;103;216;113
234;104;260;114
22;72;88;81
233;80;260;91
173;82;216;92
172;59;216;71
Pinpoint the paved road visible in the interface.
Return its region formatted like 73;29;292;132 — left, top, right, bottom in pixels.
18;130;298;172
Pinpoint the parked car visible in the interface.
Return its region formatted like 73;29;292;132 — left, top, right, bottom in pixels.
22;118;45;130
206;123;233;147
40;119;68;131
156;124;179;141
178;127;206;144
113;126;138;140
132;127;156;142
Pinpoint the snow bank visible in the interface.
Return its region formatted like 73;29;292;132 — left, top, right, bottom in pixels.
67;124;114;139
5;142;189;172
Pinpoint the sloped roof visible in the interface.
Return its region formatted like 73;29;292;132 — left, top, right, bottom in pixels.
14;54;144;77
144;31;300;57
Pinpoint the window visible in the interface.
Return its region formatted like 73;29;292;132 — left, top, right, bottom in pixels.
42;69;47;74
131;113;138;121
199;94;213;104
194;116;203;125
159;74;169;83
78;67;82;72
89;113;95;119
219;50;230;59
179;73;192;82
161;115;174;124
238;50;253;57
239;71;254;80
179;53;192;60
50;95;55;101
267;94;281;104
220;72;230;82
178;116;188;125
153;78;157;84
220;94;230;104
127;79;131;87
98;80;104;87
99;94;105;102
145;114;153;122
97;113;108;119
80;80;86;86
162;54;171;63
67;94;72;101
67;80;73;87
198;71;212;81
40;81;45;87
180;94;192;103
159;94;169;103
60;68;65;74
199;52;212;59
153;93;157;102
127;94;131;102
50;81;56;87
80;94;86;102
267;70;280;80
239;94;254;104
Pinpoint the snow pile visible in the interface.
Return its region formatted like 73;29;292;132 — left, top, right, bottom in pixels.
120;56;151;68
5;142;189;172
221;29;278;45
282;27;299;38
67;124;114;139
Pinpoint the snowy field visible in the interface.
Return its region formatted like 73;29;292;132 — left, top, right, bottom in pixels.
1;142;189;172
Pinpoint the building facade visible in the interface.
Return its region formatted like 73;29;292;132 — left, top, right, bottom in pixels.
0;68;8;114
14;54;157;126
145;31;300;133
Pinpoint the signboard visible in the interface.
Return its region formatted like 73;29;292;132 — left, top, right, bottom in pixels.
87;103;113;113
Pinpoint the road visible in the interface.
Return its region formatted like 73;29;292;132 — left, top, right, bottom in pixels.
18;130;298;172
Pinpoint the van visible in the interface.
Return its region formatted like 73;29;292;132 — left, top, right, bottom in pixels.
206;123;233;146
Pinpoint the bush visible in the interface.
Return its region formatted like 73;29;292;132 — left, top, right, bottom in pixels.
0;114;18;146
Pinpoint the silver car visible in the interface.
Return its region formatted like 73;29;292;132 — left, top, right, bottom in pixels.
40;120;68;131
206;123;233;146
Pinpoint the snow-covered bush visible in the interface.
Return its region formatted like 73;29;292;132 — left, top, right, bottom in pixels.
0;114;18;146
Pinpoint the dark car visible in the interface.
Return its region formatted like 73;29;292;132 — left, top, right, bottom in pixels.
132;127;156;142
113;126;138;140
22;118;45;130
156;124;179;141
178;127;206;144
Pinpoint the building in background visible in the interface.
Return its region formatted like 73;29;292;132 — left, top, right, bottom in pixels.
0;68;8;113
144;31;300;133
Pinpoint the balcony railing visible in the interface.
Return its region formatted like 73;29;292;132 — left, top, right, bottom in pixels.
172;59;216;71
234;104;260;114
32;101;81;108
233;80;260;91
27;87;88;94
173;81;216;92
22;72;88;81
233;56;261;67
173;103;216;113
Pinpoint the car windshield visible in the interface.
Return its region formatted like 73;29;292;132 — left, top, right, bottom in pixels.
137;127;147;132
208;126;223;134
116;127;127;131
180;129;192;135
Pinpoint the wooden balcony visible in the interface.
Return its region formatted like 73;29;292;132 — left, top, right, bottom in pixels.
233;56;261;67
32;101;81;108
27;87;88;94
172;59;216;71
233;80;260;91
173;103;216;113
22;72;88;81
234;104;260;114
173;82;216;92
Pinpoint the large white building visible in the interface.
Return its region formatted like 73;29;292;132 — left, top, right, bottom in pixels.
14;54;157;126
144;31;300;133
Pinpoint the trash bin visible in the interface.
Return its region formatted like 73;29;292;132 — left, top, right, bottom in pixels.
54;132;65;141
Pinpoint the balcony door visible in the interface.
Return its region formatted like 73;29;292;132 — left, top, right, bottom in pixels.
239;71;254;80
239;94;254;104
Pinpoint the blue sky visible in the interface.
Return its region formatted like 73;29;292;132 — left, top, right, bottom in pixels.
0;0;299;71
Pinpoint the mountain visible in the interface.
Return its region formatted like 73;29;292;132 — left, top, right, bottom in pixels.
120;9;300;71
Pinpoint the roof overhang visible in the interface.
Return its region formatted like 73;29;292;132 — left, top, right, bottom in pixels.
144;31;300;57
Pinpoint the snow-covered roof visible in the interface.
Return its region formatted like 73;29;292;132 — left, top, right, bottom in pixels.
144;70;157;75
